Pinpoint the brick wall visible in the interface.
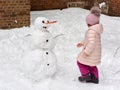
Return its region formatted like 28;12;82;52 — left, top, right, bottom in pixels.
0;0;30;29
31;0;94;11
31;0;67;10
108;0;120;16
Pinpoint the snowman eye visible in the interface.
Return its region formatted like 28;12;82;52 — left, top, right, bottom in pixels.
47;64;49;66
46;39;49;42
42;20;45;23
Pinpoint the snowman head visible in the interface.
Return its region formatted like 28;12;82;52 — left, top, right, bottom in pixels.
34;17;57;31
34;17;49;31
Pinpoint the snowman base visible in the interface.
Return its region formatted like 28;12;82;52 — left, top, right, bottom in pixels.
20;49;57;81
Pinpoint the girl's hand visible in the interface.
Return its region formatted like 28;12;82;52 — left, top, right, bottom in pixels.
77;43;83;48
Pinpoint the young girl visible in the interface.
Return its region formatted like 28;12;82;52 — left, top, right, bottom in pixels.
77;6;103;84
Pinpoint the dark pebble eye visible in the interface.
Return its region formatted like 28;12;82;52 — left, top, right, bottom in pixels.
46;39;49;42
46;52;48;55
42;20;45;23
47;64;49;66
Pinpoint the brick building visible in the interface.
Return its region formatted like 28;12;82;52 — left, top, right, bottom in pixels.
31;0;94;10
31;0;67;10
108;0;120;16
0;0;30;29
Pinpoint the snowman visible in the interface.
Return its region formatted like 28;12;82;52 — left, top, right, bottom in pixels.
21;17;58;81
34;17;57;32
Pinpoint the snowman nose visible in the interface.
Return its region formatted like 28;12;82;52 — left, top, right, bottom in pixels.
45;21;57;24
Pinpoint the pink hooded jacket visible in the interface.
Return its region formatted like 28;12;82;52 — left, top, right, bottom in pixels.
77;24;103;66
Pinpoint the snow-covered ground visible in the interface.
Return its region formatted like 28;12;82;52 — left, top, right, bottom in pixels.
0;8;120;90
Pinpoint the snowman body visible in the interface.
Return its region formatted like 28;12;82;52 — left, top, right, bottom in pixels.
32;30;55;50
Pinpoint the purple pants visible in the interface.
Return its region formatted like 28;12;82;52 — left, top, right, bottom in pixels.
77;61;99;78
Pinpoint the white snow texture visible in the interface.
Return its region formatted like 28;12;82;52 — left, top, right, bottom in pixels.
0;8;120;90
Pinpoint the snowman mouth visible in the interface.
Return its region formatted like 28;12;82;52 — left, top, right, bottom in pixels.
43;26;47;29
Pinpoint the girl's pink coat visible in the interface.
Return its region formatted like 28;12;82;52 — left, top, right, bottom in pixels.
77;24;103;66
